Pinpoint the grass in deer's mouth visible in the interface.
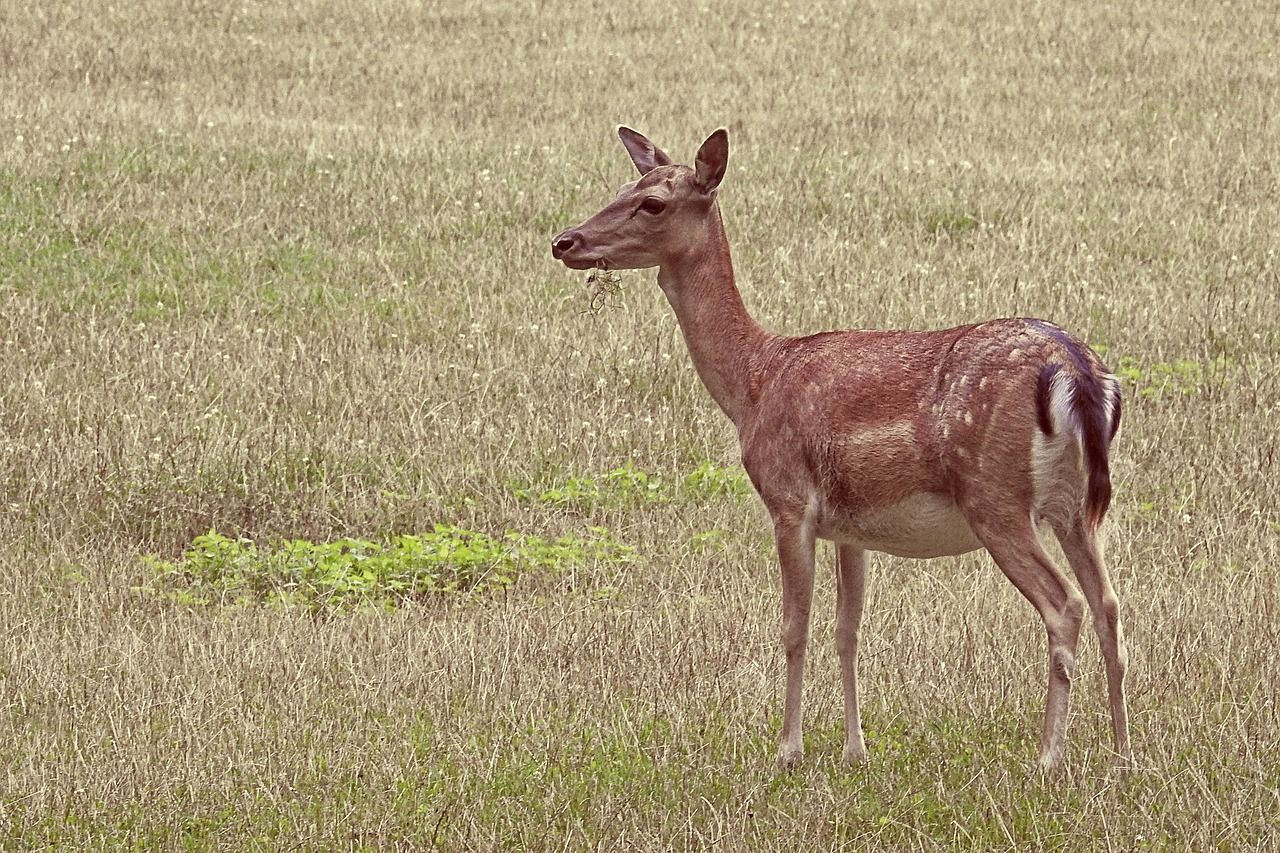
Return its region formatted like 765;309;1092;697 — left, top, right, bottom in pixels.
585;262;625;313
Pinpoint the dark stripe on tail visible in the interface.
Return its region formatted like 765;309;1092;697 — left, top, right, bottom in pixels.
1035;363;1062;436
1074;372;1116;530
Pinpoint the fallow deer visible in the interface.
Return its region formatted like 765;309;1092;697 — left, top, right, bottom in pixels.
551;127;1131;774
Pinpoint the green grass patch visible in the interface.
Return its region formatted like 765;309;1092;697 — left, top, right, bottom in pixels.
1111;352;1236;398
511;461;752;512
141;526;635;609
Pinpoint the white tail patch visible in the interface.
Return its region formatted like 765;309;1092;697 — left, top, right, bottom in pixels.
1031;370;1086;526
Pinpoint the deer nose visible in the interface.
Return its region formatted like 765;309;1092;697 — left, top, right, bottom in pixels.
551;230;578;259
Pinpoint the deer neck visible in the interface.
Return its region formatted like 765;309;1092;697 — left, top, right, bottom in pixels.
655;204;770;427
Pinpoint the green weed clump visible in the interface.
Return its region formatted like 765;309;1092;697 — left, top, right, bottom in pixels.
512;461;752;511
1110;352;1237;398
141;526;634;609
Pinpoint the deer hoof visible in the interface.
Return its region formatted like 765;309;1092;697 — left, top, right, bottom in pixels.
776;745;804;771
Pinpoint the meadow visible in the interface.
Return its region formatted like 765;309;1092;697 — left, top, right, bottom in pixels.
1;0;1278;848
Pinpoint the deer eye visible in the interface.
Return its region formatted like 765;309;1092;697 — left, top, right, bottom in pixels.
638;197;667;215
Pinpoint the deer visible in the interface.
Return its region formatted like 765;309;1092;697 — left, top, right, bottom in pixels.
550;127;1131;775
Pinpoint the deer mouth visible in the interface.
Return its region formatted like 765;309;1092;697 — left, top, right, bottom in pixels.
557;254;599;271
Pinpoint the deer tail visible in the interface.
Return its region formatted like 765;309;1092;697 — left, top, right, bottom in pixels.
1035;362;1122;530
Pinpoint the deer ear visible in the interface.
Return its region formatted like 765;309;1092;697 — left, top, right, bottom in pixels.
694;128;728;193
618;126;674;176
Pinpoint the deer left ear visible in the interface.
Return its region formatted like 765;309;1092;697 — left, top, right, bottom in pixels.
694;128;728;194
619;126;674;176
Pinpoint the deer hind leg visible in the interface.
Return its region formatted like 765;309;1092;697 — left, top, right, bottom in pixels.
1053;519;1131;769
978;522;1086;775
774;518;817;770
835;544;869;763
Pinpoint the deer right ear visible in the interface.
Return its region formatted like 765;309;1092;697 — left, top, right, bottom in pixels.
694;128;728;194
618;126;674;176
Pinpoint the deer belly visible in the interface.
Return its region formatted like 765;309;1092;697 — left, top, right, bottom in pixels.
819;492;983;559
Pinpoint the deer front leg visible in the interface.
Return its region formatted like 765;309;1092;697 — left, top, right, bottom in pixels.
835;544;869;764
775;518;817;770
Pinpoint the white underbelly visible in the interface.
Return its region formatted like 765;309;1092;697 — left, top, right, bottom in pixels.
818;492;984;558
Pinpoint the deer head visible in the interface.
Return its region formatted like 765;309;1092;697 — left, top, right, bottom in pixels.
551;127;729;272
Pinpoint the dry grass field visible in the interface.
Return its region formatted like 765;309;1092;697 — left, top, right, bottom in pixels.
2;0;1278;848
